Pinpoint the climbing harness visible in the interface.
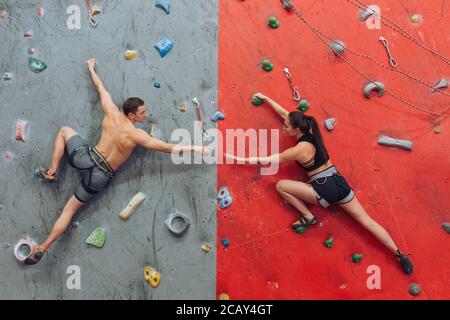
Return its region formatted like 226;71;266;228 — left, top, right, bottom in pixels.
85;0;98;28
379;36;398;68
283;67;301;101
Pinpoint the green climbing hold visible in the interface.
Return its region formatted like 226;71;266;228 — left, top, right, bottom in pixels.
409;283;421;296
324;236;334;248
28;57;48;73
0;202;3;210
85;227;106;248
268;16;280;29
251;96;264;106
352;253;363;263
261;59;273;72
297;100;310;112
294;226;307;234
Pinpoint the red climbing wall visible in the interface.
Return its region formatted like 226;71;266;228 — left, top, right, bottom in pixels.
218;0;450;299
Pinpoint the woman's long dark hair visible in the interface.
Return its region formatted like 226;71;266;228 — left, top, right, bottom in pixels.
288;111;329;161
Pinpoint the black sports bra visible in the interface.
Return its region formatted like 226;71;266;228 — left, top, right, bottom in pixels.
295;133;329;172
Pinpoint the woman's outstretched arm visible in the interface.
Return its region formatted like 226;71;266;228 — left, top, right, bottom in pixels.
254;92;289;119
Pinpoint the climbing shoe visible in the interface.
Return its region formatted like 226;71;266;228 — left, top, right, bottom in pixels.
396;250;413;275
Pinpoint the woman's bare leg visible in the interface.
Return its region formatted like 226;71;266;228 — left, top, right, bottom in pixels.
276;179;319;221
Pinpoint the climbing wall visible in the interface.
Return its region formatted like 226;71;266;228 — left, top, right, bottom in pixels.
218;0;450;299
0;0;217;299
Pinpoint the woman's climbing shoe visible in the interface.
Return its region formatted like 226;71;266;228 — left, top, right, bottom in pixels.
395;250;413;275
35;167;57;182
292;215;318;230
24;247;46;265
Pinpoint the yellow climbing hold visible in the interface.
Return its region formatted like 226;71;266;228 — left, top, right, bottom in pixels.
411;14;420;23
124;50;139;61
201;243;213;252
218;293;230;300
179;103;187;112
144;266;161;288
92;4;101;16
433;127;441;134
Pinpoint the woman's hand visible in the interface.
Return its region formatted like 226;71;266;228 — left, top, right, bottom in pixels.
253;92;267;101
224;153;238;161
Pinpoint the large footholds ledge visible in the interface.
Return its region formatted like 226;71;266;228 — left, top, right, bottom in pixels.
378;135;413;151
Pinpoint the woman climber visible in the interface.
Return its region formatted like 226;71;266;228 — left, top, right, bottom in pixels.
225;92;413;275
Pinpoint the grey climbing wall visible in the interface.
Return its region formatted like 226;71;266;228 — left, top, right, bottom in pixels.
0;0;217;299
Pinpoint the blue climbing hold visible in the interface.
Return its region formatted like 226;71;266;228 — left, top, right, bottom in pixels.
217;187;230;201
211;111;225;122
154;82;161;88
155;0;170;14
154;36;174;58
220;196;233;209
221;238;230;248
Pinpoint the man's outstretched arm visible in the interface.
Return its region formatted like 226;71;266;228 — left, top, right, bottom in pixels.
133;129;208;154
86;58;119;115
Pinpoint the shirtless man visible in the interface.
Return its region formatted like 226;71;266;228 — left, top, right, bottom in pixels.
25;58;207;265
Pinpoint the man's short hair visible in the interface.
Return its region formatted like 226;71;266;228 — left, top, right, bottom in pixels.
122;97;144;116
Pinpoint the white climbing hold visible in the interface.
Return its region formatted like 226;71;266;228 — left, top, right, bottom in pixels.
2;72;13;81
364;81;385;98
119;192;146;220
325;118;336;131
378;135;413;151
430;78;448;93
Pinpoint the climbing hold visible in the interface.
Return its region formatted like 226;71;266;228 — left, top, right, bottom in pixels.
218;293;230;300
165;211;191;237
268;16;280;29
154;82;161;88
433;127;441;134
35;7;45;17
0;10;9;20
410;14;420;23
364;81;385;98
0;202;3;209
91;4;101;16
119;192;146;220
352;253;363;263
330;40;345;55
409;283;421;296
261;59;273;72
85;227;106;248
217;187;230;200
220;196;233;209
324;236;334;248
154;36;174;58
178;103;187;112
251;96;264;106
442;222;450;234
124;50;139;61
378;135;413;151
325;118;336;131
149;123;165;140
430;78;448;93
15;120;29;142
211;111;225;122
221;238;230;248
218;188;232;208
359;7;376;21
294;226;307;234
280;0;293;10
27;48;36;55
2;72;13;81
14;238;37;264
297;100;310;112
144;266;161;288
71;222;79;228
2;243;10;249
155;0;171;14
202;243;213;253
24;31;33;37
28;57;48;73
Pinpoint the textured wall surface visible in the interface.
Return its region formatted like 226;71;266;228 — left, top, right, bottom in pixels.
0;0;217;299
218;0;449;299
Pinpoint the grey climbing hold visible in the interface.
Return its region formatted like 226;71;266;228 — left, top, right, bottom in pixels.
2;72;13;81
442;222;450;234
165;211;191;237
325;118;336;131
155;0;170;14
154;36;174;58
330;40;345;55
72;221;79;228
211;111;225;122
364;81;385;98
24;31;32;37
409;283;421;296
280;0;293;10
378;135;413;151
430;78;448;93
359;7;377;21
2;242;10;249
